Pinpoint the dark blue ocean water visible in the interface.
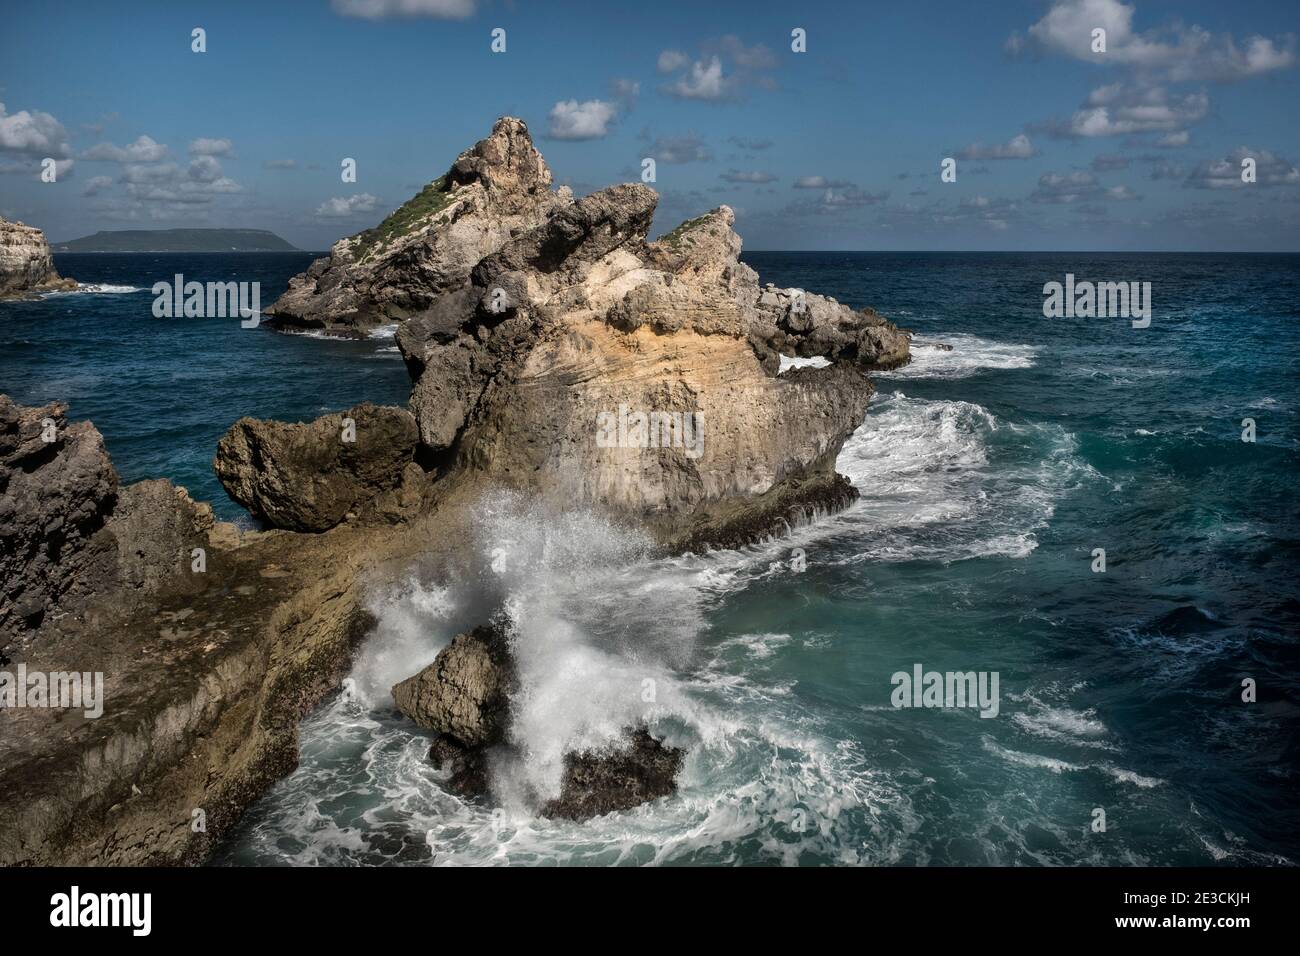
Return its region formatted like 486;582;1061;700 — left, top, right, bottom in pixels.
0;253;411;521
2;251;1297;866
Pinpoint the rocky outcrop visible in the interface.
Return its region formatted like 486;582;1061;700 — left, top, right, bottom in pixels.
0;217;75;297
0;397;117;644
0;502;421;865
213;402;421;532
393;623;516;797
0;117;911;864
249;117;910;548
0;396;215;652
395;183;909;549
391;624;682;819
263;117;565;334
0;407;492;864
392;624;515;744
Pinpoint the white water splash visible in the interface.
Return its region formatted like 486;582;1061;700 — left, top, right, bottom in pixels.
882;333;1037;380
43;283;142;296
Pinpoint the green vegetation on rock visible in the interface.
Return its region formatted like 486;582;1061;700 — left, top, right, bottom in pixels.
353;176;457;261
659;213;713;247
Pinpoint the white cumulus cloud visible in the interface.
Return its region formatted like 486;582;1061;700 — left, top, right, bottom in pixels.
189;137;233;157
83;135;169;163
331;0;475;19
316;193;382;217
547;99;618;140
0;101;72;158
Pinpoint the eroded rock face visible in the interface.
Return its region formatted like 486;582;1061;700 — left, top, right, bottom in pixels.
109;479;215;596
213;402;419;532
0;396;215;652
392;624;516;745
0;217;75;297
0;397;117;644
264;117;566;333
242;118;910;547
396;178;910;548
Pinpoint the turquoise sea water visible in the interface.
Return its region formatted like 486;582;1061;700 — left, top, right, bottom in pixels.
2;251;1296;865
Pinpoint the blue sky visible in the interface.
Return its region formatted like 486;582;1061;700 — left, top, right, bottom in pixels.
1;0;1297;250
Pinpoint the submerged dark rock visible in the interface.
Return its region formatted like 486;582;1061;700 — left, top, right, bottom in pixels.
541;728;685;821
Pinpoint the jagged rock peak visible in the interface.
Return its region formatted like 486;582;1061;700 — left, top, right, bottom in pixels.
264;117;567;331
447;116;553;204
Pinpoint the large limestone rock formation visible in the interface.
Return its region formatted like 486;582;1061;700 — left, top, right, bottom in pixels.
240;117;911;548
0;217;75;297
404;191;907;548
263;117;564;333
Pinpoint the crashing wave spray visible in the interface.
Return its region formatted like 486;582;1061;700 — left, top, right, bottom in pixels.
464;491;706;806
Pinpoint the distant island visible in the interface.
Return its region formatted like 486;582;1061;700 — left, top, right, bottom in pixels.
53;228;299;253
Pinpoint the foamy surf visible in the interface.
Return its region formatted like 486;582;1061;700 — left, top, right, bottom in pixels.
982;738;1163;788
42;283;142;295
823;390;1094;564
218;490;926;865
213;373;1178;868
882;333;1036;380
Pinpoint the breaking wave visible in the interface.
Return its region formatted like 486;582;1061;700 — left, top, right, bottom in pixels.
218;385;1099;865
882;333;1037;380
43;283;142;295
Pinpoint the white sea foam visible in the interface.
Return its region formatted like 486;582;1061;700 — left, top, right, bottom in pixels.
778;354;831;372
226;490;926;865
983;738;1163;788
43;283;142;296
880;333;1036;380
824;390;1094;564
718;632;793;661
1011;698;1117;751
